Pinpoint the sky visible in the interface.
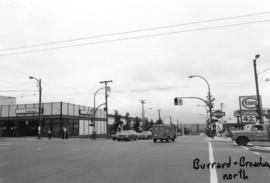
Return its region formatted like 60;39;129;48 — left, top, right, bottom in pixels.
0;0;270;124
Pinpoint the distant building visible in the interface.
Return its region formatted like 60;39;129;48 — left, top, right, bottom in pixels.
0;96;16;105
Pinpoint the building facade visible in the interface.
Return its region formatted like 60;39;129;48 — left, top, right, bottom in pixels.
0;102;106;138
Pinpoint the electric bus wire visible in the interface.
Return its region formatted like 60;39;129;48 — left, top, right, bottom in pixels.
1;11;270;52
1;19;270;57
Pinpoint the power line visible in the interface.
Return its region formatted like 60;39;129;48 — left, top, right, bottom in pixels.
1;19;270;57
1;11;270;52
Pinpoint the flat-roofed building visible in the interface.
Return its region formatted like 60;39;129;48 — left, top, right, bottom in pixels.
0;102;106;138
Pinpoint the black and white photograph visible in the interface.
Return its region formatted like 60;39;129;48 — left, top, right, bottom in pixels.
1;0;270;183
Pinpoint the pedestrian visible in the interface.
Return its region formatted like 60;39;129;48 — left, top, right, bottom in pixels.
66;129;69;139
48;129;52;139
63;127;67;139
38;126;41;139
92;127;96;140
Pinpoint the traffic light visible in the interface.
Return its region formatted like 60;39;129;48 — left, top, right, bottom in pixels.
174;97;183;105
174;98;178;105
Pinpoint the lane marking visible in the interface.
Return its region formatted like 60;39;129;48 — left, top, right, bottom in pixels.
209;142;218;183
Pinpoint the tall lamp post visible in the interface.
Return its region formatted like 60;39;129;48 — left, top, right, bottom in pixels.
189;75;213;136
157;109;162;124
29;76;42;139
253;54;263;124
140;100;146;126
99;80;113;137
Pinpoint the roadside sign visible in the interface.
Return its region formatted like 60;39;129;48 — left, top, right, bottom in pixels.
174;97;183;105
242;115;257;123
213;110;225;119
238;95;261;124
239;96;259;110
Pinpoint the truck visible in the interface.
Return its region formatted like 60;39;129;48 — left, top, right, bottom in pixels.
232;123;270;146
152;124;177;143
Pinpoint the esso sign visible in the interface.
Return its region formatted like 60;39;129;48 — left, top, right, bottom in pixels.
241;97;258;109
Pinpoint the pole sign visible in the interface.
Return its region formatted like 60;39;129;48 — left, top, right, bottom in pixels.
213;110;225;119
174;97;183;105
239;96;260;123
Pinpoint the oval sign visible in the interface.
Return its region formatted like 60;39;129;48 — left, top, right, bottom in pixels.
241;97;258;109
213;110;223;119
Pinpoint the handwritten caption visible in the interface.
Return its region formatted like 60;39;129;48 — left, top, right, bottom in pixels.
193;156;270;181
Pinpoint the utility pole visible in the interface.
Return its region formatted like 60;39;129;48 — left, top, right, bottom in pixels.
170;116;172;125
99;80;113;137
220;103;224;123
140;100;145;126
157;109;161;124
29;76;42;139
253;54;264;124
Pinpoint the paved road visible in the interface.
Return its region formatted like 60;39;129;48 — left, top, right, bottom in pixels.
0;136;270;183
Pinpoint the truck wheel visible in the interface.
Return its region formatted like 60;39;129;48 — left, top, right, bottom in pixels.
236;137;248;146
166;138;169;142
160;139;163;142
153;139;157;143
172;138;175;142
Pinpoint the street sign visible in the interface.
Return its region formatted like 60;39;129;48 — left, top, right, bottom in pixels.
213;110;225;119
174;97;183;105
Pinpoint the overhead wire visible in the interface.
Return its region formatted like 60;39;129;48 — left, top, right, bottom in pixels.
1;11;270;52
1;19;270;57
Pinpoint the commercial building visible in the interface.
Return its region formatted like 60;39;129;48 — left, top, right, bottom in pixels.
0;102;106;138
0;96;16;105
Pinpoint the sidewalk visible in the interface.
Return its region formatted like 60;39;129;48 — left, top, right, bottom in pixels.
249;141;270;153
208;136;270;153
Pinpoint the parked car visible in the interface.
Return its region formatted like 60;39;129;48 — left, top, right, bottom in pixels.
152;124;177;142
140;131;152;139
111;131;120;141
117;130;137;141
128;130;138;140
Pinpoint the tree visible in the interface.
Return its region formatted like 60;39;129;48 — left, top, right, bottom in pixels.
123;112;131;130
112;110;123;133
133;117;141;132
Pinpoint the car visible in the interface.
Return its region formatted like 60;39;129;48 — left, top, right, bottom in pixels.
128;130;138;140
111;131;120;141
140;131;152;139
152;124;177;142
117;130;137;141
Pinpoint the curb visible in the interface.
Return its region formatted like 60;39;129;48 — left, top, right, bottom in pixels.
249;146;270;153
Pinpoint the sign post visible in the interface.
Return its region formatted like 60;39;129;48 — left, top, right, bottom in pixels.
239;96;260;125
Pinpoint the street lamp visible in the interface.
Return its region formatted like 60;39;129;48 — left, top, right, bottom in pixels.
29;76;42;139
189;75;213;136
253;54;264;124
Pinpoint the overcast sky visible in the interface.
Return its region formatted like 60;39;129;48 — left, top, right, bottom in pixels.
1;0;270;124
